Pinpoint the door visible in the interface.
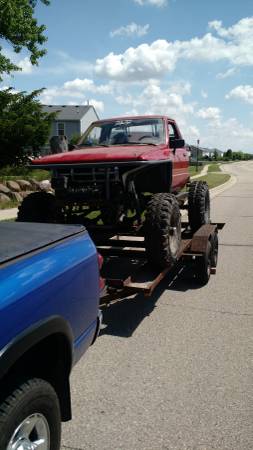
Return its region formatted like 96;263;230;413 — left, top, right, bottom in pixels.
168;121;189;191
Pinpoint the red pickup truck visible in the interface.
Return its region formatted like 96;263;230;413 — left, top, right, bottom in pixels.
18;115;210;269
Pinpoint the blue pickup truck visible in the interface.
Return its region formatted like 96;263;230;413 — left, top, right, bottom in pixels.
0;222;102;450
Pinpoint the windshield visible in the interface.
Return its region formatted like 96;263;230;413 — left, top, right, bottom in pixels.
79;118;165;147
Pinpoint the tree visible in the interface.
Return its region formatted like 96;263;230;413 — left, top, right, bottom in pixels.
0;88;56;167
0;0;49;80
224;149;233;160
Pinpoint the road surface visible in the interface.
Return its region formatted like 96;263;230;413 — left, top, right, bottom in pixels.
62;161;253;450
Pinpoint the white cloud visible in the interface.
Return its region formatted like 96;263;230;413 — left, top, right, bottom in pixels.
226;85;253;105
198;117;253;152
134;0;168;7
110;22;149;38
197;107;221;121
85;99;104;113
95;17;253;82
201;90;208;99
216;67;236;79
17;56;33;74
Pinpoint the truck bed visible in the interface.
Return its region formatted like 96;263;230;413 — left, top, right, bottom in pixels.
0;222;86;265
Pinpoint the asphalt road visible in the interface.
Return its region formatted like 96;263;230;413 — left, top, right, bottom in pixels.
61;161;253;450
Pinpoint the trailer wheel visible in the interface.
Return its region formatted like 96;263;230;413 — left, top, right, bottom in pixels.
195;241;211;286
210;232;218;267
188;181;210;232
144;193;181;269
17;192;57;223
0;378;61;450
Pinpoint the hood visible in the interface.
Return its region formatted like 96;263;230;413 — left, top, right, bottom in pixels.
32;144;170;165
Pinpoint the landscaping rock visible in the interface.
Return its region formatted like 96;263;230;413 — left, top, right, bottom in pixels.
17;179;32;190
29;179;41;190
0;183;11;195
20;191;33;198
6;180;21;192
0;193;10;203
40;179;52;191
9;192;23;202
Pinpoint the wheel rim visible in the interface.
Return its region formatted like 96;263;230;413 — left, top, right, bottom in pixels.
7;413;50;450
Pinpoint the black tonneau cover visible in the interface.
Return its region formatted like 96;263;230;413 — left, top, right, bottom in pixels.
0;222;86;265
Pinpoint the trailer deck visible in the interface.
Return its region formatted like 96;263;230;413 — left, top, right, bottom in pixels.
93;222;225;300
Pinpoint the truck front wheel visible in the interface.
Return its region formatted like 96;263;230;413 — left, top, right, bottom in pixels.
144;193;181;269
0;378;61;450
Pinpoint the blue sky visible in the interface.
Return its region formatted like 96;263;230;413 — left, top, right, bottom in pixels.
1;0;253;151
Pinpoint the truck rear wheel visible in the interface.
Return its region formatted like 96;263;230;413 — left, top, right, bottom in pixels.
145;193;181;269
0;378;61;450
188;181;210;232
17;192;57;223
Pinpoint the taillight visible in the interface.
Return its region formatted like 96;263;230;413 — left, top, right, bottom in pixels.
97;253;105;290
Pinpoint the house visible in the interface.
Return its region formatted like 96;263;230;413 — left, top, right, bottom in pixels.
188;145;204;161
42;105;99;142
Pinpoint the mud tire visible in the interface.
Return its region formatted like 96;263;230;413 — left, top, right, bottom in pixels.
17;191;57;223
144;193;181;269
188;181;210;232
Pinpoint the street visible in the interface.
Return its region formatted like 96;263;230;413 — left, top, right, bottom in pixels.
61;161;253;450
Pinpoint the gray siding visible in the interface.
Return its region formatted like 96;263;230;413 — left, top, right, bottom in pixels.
48;120;81;141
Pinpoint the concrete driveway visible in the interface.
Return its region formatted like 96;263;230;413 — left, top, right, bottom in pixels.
61;161;253;450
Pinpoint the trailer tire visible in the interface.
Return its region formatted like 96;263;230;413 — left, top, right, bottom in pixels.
0;378;61;450
17;192;56;223
145;193;181;269
188;181;210;232
210;232;218;267
195;241;211;286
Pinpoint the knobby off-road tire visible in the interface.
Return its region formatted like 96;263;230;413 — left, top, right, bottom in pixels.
145;193;181;269
17;191;57;223
0;378;61;450
188;181;210;232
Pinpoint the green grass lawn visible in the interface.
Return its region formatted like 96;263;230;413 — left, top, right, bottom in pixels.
197;173;230;189
0;167;50;182
207;163;221;173
189;165;203;176
0;200;19;210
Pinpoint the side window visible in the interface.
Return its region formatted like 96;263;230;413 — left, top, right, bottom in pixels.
57;122;65;136
168;122;178;140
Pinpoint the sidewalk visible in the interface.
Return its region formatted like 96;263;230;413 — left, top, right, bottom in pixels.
0;208;18;221
191;163;209;178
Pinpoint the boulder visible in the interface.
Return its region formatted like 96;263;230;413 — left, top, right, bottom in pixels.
20;191;33;198
0;193;10;203
6;180;21;192
0;183;11;194
29;179;41;190
17;179;32;191
40;180;52;191
9;191;23;202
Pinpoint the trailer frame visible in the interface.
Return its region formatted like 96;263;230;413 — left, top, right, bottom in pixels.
91;221;224;302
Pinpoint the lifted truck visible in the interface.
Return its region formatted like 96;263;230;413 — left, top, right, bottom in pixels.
0;222;102;450
18;115;212;273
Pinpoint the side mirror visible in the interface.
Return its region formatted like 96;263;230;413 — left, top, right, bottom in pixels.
172;138;185;149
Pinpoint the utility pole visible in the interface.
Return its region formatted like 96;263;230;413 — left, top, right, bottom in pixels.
196;139;200;172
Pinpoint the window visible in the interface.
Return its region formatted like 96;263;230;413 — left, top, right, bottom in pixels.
57;122;65;136
168;122;179;146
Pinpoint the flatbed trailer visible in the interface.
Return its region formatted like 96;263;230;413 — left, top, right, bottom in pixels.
90;222;225;302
